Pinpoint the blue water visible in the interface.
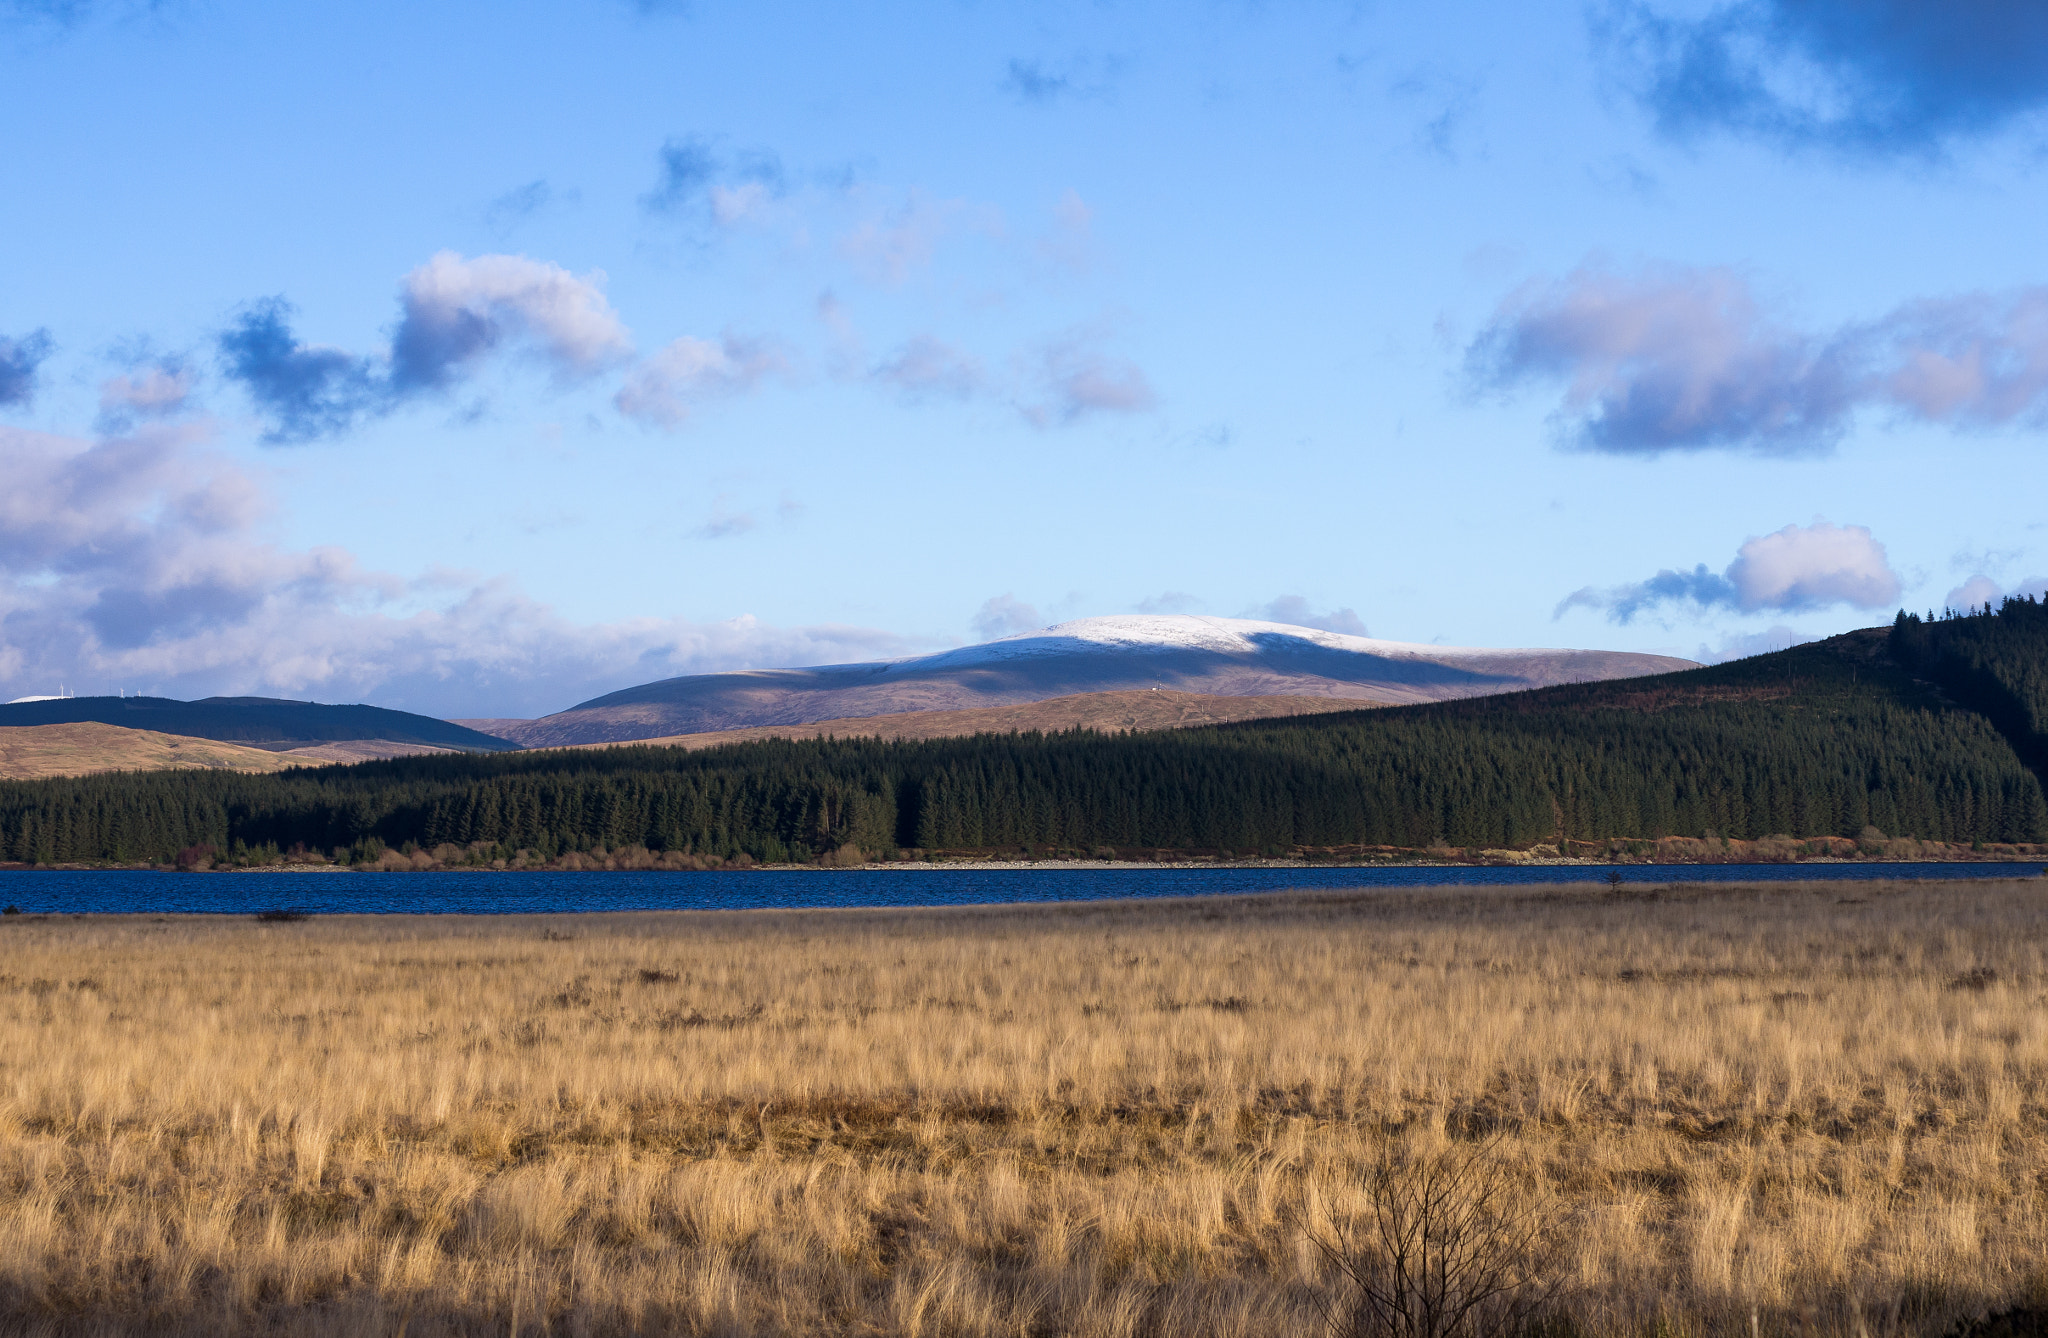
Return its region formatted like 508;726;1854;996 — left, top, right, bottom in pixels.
0;862;2035;915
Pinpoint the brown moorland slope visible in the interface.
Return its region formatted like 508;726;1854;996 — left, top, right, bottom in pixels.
0;723;461;779
562;688;1377;752
274;739;461;765
0;722;306;780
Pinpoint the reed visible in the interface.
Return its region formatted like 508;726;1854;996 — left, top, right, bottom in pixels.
0;876;2044;1335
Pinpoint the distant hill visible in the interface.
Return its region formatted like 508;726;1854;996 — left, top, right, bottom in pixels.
564;689;1378;752
0;723;467;780
0;696;518;752
493;614;1696;747
9;617;2044;866
0;724;308;781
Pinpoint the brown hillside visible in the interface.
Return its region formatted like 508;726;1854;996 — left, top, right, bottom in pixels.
275;739;461;764
0;723;308;780
566;689;1377;752
0;725;461;780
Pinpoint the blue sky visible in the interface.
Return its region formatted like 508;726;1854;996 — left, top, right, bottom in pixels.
4;0;2046;716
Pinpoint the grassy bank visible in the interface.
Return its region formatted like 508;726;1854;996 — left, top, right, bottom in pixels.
2;880;2046;1334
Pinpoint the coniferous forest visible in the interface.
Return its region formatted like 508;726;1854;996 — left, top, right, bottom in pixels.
3;603;2046;866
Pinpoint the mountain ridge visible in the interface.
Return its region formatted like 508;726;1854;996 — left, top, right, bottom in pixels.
553;689;1380;753
486;614;1696;747
0;696;518;753
9;620;2045;867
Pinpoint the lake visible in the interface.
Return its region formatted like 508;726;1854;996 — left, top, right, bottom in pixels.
0;861;2037;915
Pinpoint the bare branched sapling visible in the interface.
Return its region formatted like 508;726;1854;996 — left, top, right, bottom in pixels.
1314;1135;1559;1338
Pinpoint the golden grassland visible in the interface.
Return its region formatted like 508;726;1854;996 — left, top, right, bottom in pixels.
0;724;456;781
0;724;301;781
2;878;2047;1335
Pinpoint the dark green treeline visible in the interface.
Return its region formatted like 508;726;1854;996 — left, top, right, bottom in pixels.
1892;595;2048;775
3;618;2045;865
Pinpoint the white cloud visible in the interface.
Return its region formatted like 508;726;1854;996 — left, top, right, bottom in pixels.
1725;520;1902;611
1873;288;2048;427
1024;334;1156;426
392;251;633;391
97;363;194;426
614;334;788;429
1466;264;1848;455
971;594;1043;640
222;252;636;441
0;424;914;717
1944;572;2048;613
1468;265;2048;455
1559;519;1902;623
1693;625;1817;664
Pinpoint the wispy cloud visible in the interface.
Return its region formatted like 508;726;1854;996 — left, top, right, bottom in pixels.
1023;332;1156;427
96;358;195;433
1391;65;1481;160
642;135;786;229
1241;595;1370;637
484;179;573;235
693;495;756;540
837;192;984;285
614;333;788;429
1002;53;1124;105
873;335;984;402
1693;625;1817;664
1034;189;1096;276
1;0;108;27
848;312;1153;429
0;329;54;408
1133;591;1203;616
1602;0;2048;157
1558;520;1903;623
1468;264;2048;455
970;593;1043;640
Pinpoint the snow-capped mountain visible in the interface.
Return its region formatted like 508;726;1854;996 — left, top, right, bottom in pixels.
482;615;1696;748
917;615;1576;666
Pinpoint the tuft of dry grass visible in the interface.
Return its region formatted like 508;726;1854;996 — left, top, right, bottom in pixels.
1;878;2046;1335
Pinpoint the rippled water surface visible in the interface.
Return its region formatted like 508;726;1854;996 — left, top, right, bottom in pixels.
0;862;2035;915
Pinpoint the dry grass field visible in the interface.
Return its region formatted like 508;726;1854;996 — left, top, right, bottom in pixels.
0;723;458;780
2;878;2046;1336
0;724;302;781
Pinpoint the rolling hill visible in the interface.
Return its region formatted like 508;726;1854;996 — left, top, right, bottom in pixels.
0;724;309;781
8;606;2044;866
479;614;1696;747
0;696;518;753
0;724;464;781
563;689;1378;752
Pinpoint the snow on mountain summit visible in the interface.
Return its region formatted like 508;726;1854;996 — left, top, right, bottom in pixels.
922;614;1547;667
505;612;1699;746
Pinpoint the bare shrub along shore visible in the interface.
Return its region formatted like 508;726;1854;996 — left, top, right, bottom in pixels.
1;879;2046;1335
